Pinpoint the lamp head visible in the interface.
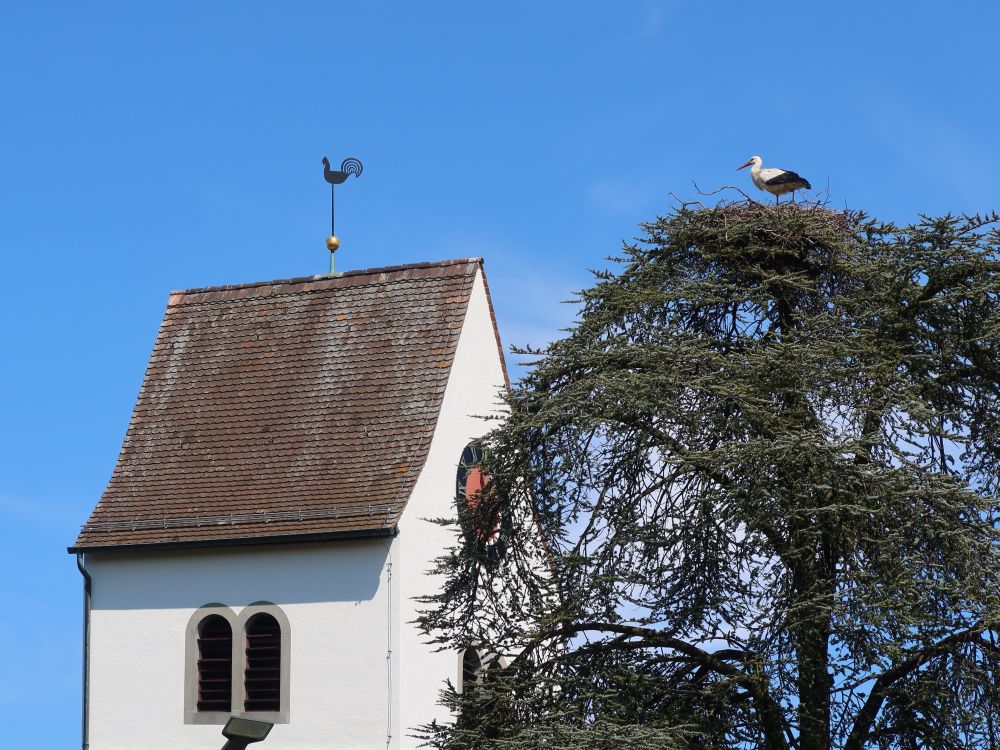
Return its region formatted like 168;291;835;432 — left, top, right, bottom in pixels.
221;716;273;750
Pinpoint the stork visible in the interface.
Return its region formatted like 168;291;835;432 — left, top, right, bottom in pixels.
738;155;811;203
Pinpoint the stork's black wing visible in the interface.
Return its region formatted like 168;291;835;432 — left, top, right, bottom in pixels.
766;170;811;189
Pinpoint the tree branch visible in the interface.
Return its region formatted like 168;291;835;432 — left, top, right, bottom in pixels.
552;622;791;750
844;624;991;750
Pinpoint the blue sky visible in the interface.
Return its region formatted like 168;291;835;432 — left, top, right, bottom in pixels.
1;1;998;746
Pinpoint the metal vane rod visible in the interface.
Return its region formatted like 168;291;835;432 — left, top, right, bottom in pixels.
321;156;363;275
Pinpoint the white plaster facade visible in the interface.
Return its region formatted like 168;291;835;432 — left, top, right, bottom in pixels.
81;269;507;750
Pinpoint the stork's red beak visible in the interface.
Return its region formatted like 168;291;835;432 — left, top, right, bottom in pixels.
737;159;754;170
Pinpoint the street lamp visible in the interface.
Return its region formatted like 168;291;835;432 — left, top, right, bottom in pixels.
220;716;273;750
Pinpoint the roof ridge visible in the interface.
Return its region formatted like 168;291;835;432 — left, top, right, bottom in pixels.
172;257;483;296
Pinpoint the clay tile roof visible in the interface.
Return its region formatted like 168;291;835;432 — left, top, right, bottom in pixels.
71;258;484;552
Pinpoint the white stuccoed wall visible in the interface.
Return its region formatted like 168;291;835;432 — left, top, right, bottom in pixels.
87;539;396;750
84;266;507;750
396;267;508;741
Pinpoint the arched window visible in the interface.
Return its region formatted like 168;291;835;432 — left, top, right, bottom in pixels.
186;603;288;725
456;443;496;539
457;444;485;511
458;648;506;692
196;615;232;712
460;647;482;692
244;613;282;712
457;443;505;564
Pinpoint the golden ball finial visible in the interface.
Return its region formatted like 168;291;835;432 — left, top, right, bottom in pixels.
326;235;341;252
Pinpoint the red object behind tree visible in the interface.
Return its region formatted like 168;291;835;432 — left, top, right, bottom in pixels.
465;466;486;511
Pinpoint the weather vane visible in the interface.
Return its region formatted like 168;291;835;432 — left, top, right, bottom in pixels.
321;156;363;274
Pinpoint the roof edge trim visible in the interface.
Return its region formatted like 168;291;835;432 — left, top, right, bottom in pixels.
68;526;397;554
477;264;511;390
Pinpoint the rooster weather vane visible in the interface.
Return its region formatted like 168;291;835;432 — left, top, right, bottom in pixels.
321;156;363;274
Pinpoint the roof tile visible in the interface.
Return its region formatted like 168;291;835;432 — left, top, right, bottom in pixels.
72;258;482;551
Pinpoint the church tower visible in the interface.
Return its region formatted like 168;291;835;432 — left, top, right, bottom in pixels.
70;258;508;750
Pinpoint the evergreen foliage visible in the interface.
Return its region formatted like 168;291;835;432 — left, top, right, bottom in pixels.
418;200;1000;750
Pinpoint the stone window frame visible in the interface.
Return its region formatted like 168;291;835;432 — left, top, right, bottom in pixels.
185;602;291;724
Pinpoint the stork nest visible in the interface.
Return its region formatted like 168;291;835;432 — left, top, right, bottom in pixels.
670;199;856;257
639;198;864;276
629;199;870;316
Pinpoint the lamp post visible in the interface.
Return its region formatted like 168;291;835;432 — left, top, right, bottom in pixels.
220;716;273;750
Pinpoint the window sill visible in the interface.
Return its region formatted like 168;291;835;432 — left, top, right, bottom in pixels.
185;710;289;725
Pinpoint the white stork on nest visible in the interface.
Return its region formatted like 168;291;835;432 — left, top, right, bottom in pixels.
738;155;811;203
